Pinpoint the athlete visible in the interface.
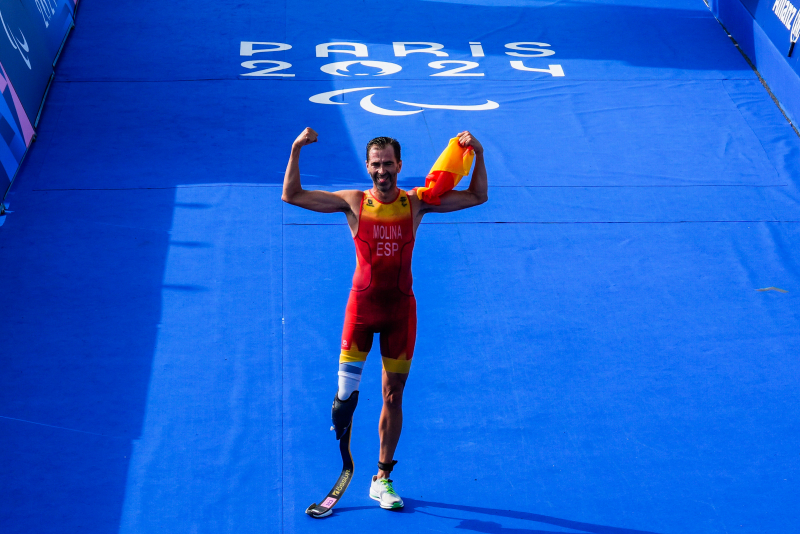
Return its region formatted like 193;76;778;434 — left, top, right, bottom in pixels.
283;127;487;511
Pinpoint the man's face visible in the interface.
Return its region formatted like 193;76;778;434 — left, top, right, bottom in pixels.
366;146;402;194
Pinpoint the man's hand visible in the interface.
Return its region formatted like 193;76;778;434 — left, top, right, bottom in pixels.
293;127;318;149
412;129;487;219
457;130;483;156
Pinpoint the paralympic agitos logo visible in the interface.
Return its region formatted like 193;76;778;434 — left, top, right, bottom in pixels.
0;9;31;69
238;41;565;116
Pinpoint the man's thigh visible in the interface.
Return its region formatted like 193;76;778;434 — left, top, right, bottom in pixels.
340;291;376;362
378;295;416;374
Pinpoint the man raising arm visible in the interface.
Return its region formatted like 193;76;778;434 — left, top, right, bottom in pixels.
284;128;486;516
282;127;362;236
408;130;487;229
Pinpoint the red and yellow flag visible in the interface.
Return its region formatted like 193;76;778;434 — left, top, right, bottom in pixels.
414;138;475;205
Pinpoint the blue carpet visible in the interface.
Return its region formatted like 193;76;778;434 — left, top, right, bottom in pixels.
1;1;798;533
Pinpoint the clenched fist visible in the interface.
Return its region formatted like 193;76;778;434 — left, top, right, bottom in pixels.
293;127;318;148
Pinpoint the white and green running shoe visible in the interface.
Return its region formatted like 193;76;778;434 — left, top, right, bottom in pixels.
369;476;404;510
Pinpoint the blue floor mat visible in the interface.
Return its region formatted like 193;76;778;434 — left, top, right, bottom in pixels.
1;1;799;533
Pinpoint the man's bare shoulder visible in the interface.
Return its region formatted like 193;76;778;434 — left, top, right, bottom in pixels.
406;188;430;213
332;189;364;213
333;189;364;202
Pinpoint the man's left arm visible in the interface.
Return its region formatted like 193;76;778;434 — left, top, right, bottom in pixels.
418;131;487;214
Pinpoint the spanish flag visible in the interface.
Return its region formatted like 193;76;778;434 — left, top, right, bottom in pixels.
415;138;475;205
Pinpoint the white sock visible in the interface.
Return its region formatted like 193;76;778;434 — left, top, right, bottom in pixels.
337;361;364;400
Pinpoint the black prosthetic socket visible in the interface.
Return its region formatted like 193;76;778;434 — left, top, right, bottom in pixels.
331;390;359;440
377;460;398;474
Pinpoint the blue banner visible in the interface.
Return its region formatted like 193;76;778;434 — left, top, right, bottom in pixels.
0;0;59;124
0;0;74;206
740;0;800;68
20;0;75;64
0;58;34;188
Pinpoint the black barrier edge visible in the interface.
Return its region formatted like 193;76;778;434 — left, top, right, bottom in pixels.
53;21;77;68
34;72;56;129
706;0;800;139
1;142;33;216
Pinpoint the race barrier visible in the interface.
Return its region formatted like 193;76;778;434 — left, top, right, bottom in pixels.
0;0;76;209
711;0;800;126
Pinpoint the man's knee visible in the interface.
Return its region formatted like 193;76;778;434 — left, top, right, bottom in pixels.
382;381;405;409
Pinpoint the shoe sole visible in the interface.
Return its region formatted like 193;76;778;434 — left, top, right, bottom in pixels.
370;493;404;510
307;508;332;518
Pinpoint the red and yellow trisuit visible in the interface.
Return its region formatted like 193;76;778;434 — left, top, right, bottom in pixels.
339;138;474;375
340;189;416;374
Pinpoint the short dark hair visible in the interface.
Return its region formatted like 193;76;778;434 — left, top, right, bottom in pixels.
366;137;401;162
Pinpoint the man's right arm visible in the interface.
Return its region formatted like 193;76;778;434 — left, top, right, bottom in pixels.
282;128;357;214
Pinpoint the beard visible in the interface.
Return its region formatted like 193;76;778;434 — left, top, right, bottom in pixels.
370;170;397;193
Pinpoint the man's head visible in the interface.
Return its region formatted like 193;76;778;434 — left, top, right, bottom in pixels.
365;137;402;195
366;137;401;162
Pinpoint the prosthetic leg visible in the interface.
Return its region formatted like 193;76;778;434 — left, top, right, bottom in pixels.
330;391;359;439
305;392;359;518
